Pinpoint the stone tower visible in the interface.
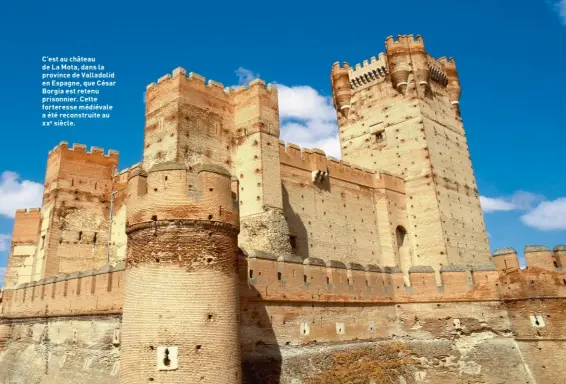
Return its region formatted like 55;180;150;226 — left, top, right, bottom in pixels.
120;70;242;383
37;143;119;279
330;34;491;270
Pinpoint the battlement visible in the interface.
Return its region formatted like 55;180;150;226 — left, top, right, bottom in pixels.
145;66;276;101
113;162;142;184
47;141;119;160
278;140;404;192
348;53;388;90
493;245;566;274
3;245;566;320
126;161;238;228
427;55;448;85
14;208;41;214
1;263;125;318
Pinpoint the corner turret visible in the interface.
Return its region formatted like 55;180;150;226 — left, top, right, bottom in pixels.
331;62;353;118
440;57;461;117
385;35;411;95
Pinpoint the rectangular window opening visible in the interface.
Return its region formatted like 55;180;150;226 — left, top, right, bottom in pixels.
289;235;297;249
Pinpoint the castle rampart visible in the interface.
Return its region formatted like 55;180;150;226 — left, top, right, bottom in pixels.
2;34;565;384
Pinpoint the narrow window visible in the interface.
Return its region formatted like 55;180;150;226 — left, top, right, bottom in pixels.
78;231;83;241
374;130;385;144
277;272;282;281
40;235;46;249
93;232;98;244
289;235;297;249
303;274;307;283
249;269;253;279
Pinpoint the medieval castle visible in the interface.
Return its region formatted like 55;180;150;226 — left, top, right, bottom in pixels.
0;35;564;384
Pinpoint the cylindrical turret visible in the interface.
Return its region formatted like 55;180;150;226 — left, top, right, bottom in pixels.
444;57;461;117
407;35;430;96
120;162;241;384
330;62;352;118
386;35;411;95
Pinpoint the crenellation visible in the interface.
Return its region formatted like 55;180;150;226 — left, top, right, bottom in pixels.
3;34;565;384
157;73;171;84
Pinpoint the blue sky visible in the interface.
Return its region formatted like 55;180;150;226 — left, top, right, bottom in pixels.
0;0;565;282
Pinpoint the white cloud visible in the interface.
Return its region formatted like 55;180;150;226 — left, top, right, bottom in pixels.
481;190;566;231
235;67;260;86
0;171;43;218
276;85;336;122
276;84;340;158
521;198;566;230
555;0;566;24
0;234;10;252
480;191;544;213
479;196;516;213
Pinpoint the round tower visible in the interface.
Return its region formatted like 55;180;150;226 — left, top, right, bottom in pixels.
120;162;241;383
385;35;411;95
444;57;461;116
330;61;353;118
407;34;430;95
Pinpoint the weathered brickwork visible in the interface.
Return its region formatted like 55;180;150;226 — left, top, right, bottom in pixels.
1;34;565;384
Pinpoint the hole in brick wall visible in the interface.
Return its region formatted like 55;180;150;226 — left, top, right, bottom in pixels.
152;215;157;221
209;188;213;192
164;176;168;181
208;314;213;320
208;215;213;220
156;258;160;263
196;345;201;351
93;232;97;244
249;270;254;279
207;258;212;263
303;275;307;283
277;272;282;281
78;231;83;241
327;277;330;284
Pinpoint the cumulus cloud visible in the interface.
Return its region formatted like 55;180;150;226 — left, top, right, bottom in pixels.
0;171;43;218
235;67;260;86
0;234;10;252
481;190;566;231
554;0;566;24
521;198;566;230
479;191;544;213
276;84;340;158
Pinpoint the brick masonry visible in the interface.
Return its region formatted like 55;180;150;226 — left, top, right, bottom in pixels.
1;34;565;384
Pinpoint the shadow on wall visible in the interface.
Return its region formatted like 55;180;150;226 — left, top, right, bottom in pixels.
282;180;332;260
240;255;282;384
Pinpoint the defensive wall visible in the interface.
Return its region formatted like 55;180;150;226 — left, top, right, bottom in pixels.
1;246;566;383
1;245;565;323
